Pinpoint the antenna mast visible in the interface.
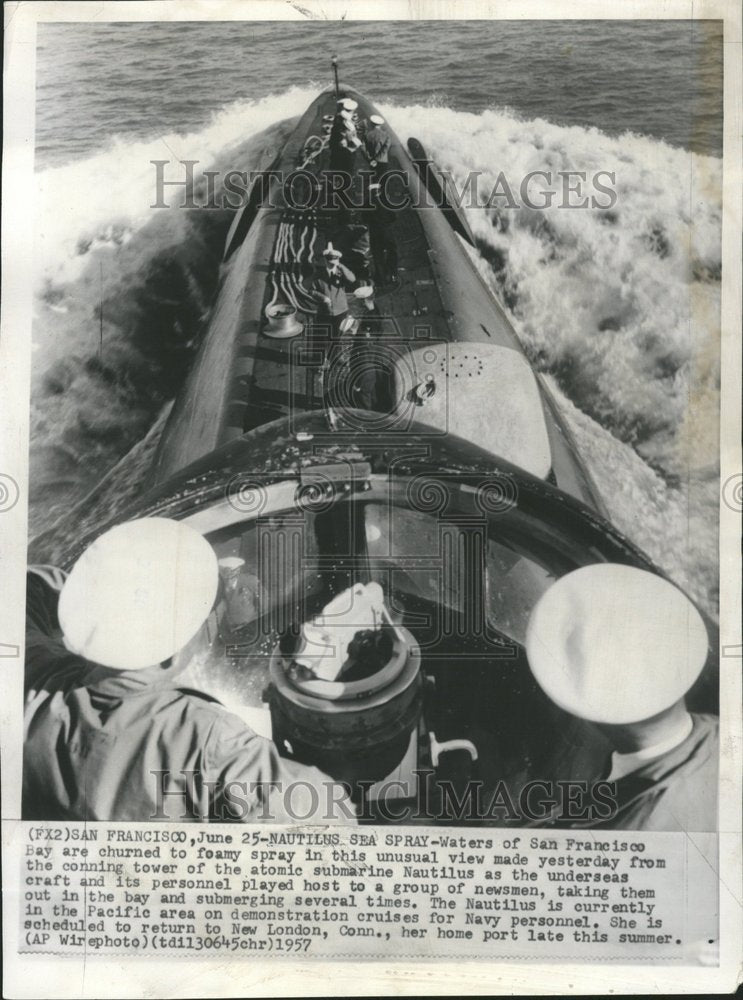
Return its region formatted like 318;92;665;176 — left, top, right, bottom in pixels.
331;55;340;99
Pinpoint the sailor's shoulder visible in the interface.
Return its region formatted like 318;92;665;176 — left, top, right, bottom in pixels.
24;650;86;709
173;686;223;706
134;687;243;752
169;689;255;738
163;687;230;728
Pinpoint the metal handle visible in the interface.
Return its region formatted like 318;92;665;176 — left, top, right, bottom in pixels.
428;730;478;768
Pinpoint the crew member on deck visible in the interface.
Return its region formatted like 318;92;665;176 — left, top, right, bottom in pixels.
364;114;391;179
23;518;355;824
329;100;361;175
343;212;372;284
337;97;361;135
525;563;717;832
310;242;356;364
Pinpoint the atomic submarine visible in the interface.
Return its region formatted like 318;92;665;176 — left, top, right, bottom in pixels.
33;64;718;821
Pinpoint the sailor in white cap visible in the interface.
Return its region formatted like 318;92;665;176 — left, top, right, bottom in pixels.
329;102;360;173
525;563;717;831
23;518;355;824
364;114;391;178
310;241;356;366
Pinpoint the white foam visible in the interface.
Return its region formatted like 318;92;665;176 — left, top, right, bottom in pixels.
379;102;721;478
35;86;319;285
31;92;722;614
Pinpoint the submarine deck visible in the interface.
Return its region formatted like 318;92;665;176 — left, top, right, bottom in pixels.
149;87;605;514
235;93;470;430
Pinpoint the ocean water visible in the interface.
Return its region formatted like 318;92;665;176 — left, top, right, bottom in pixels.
30;20;722;614
36;20;723;167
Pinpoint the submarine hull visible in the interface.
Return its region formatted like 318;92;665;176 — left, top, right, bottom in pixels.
147;85;605;515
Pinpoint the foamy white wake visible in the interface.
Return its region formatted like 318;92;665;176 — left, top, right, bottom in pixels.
35;86;319;286
32;89;721;614
378;103;722;477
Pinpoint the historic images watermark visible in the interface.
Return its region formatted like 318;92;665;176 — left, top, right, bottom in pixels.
151;162;618;212
148;771;620;825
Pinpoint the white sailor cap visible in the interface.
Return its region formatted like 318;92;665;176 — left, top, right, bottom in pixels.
59;518;218;671
322;241;342;258
337;98;358;111
369;114;385;126
525;564;708;724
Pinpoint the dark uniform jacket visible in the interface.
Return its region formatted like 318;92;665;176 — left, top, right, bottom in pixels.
594;713;718;831
531;712;719;832
328;115;356;173
23;570;354;824
311;263;356;316
364;125;391;164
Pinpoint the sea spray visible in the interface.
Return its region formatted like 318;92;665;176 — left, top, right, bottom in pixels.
539;378;718;615
30;92;721;618
31;110;301;535
379;102;722;480
34;87;318;286
376;102;720;616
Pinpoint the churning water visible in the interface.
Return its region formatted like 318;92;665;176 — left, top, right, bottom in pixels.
30;20;722;614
